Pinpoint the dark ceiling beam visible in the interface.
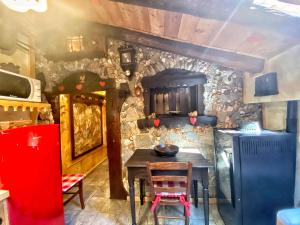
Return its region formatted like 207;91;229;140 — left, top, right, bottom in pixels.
96;23;264;73
35;20;264;72
111;0;300;38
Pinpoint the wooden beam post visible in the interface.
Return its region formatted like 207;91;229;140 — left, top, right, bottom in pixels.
106;84;130;199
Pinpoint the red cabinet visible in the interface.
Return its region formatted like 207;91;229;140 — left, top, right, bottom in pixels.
0;124;64;225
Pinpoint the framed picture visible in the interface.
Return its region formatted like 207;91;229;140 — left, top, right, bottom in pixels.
70;93;104;159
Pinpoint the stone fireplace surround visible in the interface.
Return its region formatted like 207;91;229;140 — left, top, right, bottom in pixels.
37;38;261;197
137;68;217;129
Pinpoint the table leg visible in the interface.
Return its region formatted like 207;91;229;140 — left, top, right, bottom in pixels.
202;170;209;225
128;175;137;225
139;178;145;205
193;180;198;208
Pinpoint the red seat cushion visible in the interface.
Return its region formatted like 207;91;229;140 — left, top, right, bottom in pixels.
151;182;191;217
153;181;186;197
62;174;85;192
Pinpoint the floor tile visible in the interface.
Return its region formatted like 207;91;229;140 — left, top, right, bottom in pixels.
64;160;224;225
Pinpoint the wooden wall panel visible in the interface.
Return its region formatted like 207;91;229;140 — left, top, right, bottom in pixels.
60;94;107;175
191;18;223;45
149;8;165;36
262;102;286;130
164;11;182;38
50;1;98;21
238;32;270;57
117;3;138;29
0;35;33;77
92;2;112;25
136;7;151;32
178;14;200;41
104;2;125;27
208;23;250;51
21;0;300;59
243;44;300;103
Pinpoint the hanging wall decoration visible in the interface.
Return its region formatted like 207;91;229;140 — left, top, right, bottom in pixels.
134;85;142;97
70;93;104;159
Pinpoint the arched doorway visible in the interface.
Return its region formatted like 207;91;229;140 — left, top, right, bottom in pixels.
48;71;128;199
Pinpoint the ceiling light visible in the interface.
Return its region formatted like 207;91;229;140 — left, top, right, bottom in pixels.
253;0;300;17
0;0;47;13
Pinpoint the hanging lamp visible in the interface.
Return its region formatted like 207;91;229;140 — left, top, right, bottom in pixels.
0;0;47;13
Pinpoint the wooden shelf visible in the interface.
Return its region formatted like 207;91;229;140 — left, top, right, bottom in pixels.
137;115;217;129
0;100;51;112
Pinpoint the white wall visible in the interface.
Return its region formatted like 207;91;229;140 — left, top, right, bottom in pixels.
0;33;34;77
244;44;300;104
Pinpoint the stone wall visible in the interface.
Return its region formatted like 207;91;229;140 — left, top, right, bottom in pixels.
36;39;261;197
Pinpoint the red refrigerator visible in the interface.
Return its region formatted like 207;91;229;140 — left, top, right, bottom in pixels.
0;124;65;225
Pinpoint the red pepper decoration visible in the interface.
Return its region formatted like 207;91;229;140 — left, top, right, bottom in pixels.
153;118;160;128
189;117;197;126
75;83;83;91
99;81;106;87
58;84;64;92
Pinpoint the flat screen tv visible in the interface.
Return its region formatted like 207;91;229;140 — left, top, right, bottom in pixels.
254;72;279;96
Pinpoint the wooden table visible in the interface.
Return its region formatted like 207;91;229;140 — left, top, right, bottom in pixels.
125;149;213;225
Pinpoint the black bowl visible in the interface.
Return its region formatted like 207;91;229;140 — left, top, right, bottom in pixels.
154;144;179;157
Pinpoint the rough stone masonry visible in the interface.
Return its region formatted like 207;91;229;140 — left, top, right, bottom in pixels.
36;38;261;197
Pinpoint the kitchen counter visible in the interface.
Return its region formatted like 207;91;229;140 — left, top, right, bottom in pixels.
0;190;9;225
0;190;9;201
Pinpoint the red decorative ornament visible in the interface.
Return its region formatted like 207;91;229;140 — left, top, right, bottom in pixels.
58;84;64;92
134;85;142;97
153;118;160;128
99;81;106;87
189;117;197;126
75;83;83;91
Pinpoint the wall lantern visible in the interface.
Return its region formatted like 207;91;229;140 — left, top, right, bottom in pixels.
0;0;47;13
118;45;136;79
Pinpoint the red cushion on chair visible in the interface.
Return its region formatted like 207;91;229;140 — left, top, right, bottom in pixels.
62;174;85;192
153;181;186;197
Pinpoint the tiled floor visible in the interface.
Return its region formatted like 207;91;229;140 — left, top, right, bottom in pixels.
64;160;224;225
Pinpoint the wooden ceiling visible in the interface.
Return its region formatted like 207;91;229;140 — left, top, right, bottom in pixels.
32;0;298;59
2;0;300;71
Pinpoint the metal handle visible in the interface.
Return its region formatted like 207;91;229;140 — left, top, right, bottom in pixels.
229;159;235;208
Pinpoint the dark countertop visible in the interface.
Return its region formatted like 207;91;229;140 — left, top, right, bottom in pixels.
125;149;213;168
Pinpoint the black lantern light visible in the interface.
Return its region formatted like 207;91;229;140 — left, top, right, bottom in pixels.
118;45;136;79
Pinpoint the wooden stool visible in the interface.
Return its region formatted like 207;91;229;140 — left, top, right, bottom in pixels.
62;174;85;209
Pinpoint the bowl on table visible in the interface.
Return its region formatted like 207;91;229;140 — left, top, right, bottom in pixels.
154;144;179;157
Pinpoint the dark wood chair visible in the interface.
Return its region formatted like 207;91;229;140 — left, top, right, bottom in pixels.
146;161;192;225
62;174;85;209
